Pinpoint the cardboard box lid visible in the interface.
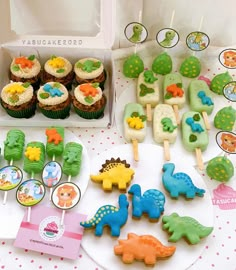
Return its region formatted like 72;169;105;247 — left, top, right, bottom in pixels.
0;0;116;49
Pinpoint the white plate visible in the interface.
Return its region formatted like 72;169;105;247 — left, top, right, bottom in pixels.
78;144;214;270
0;127;90;239
115;85;226;166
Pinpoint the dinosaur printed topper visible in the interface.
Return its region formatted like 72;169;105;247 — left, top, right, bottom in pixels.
223;81;236;102
156;27;179;48
124;22;148;44
0;165;23;191
216;131;236;154
219;48;236;69
42;161;62;188
186;31;210;51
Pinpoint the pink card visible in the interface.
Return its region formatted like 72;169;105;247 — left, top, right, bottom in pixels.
14;205;87;260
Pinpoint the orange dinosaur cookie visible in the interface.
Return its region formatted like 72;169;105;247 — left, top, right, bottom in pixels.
90;158;134;191
114;233;176;265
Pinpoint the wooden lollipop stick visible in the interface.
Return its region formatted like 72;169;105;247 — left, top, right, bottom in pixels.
173;105;180;125
195;148;204;170
132;139;139;161
202;111;211;130
163;140;171;161
146;104;152;122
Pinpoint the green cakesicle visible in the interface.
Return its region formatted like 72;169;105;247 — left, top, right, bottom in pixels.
188;80;214;115
45;127;64;158
152;52;172;75
123;54;144;78
62;142;83;177
182;111;208;152
4;129;25;161
24;141;45;174
210;72;232;95
206;156;234;182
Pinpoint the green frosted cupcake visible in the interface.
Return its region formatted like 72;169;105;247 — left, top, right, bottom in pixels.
0;82;36;118
37;82;71;119
72;83;106;119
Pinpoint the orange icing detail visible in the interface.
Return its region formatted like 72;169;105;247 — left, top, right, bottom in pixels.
166;84;184;97
79;84;99;97
46;129;63;145
15;57;34;69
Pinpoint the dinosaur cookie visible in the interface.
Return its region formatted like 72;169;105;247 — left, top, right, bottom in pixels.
90;158;134;191
162;163;205;199
128;184;165;221
162;213;213;244
80;194;129;237
114;233;176;266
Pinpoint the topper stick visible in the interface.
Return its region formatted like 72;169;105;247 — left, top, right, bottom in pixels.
27;172;35;223
3;159;14;205
164;10;175;53
192;16;204;57
60;174;72;226
134;10;143;55
49;154;56;201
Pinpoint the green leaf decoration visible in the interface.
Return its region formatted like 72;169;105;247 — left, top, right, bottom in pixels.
39;93;50;99
85;96;94;104
28;55;35;61
176;83;182;88
131;112;140;117
139;84;154;97
56;68;65;73
76;62;83;69
189;134;197;142
140;115;147;122
93;61;101;68
164;92;173;99
92;83;99;88
50;55;57;60
12;65;20;71
22;82;31;88
53;82;61;88
193;113;200;121
9;94;19;104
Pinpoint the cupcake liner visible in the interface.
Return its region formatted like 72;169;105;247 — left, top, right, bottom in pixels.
40;105;71;119
3;103;36;118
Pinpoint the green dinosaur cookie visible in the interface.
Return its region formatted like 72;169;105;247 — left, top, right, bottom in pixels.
214;106;236;131
179;56;201;78
123;54;144;78
210;72;232;95
206;156;234;182
152;52;172;75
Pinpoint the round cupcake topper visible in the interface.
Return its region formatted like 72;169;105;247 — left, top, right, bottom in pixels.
186;31;210;51
223;81;236;102
51;182;81;210
156;28;179;48
16;179;46;207
0;166;23;191
216;131;236;154
124;22;148;44
42;161;62;188
219;48;236;69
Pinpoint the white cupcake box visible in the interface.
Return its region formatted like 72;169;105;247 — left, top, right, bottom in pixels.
0;0;116;127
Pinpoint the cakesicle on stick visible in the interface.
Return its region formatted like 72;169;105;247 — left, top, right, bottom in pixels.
137;70;159;121
153;104;177;161
182;111;209;170
123;103;147;161
163;73;185;124
188;79;214;130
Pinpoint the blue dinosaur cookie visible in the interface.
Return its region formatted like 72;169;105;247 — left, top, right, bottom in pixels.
128;184;165;220
162;212;213;244
162;163;205;199
80;194;129;237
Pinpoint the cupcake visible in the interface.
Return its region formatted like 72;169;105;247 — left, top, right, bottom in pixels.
74;58;106;89
37;82;71;119
10;55;41;90
0;82;36;118
72;83;106;119
41;56;74;89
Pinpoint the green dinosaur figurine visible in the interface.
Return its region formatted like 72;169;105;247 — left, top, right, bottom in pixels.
161;117;177;132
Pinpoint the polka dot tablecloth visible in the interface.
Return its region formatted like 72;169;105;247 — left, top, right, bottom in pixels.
1;43;236;269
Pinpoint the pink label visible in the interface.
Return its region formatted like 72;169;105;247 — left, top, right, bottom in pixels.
212;183;236;210
14;205;87;260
